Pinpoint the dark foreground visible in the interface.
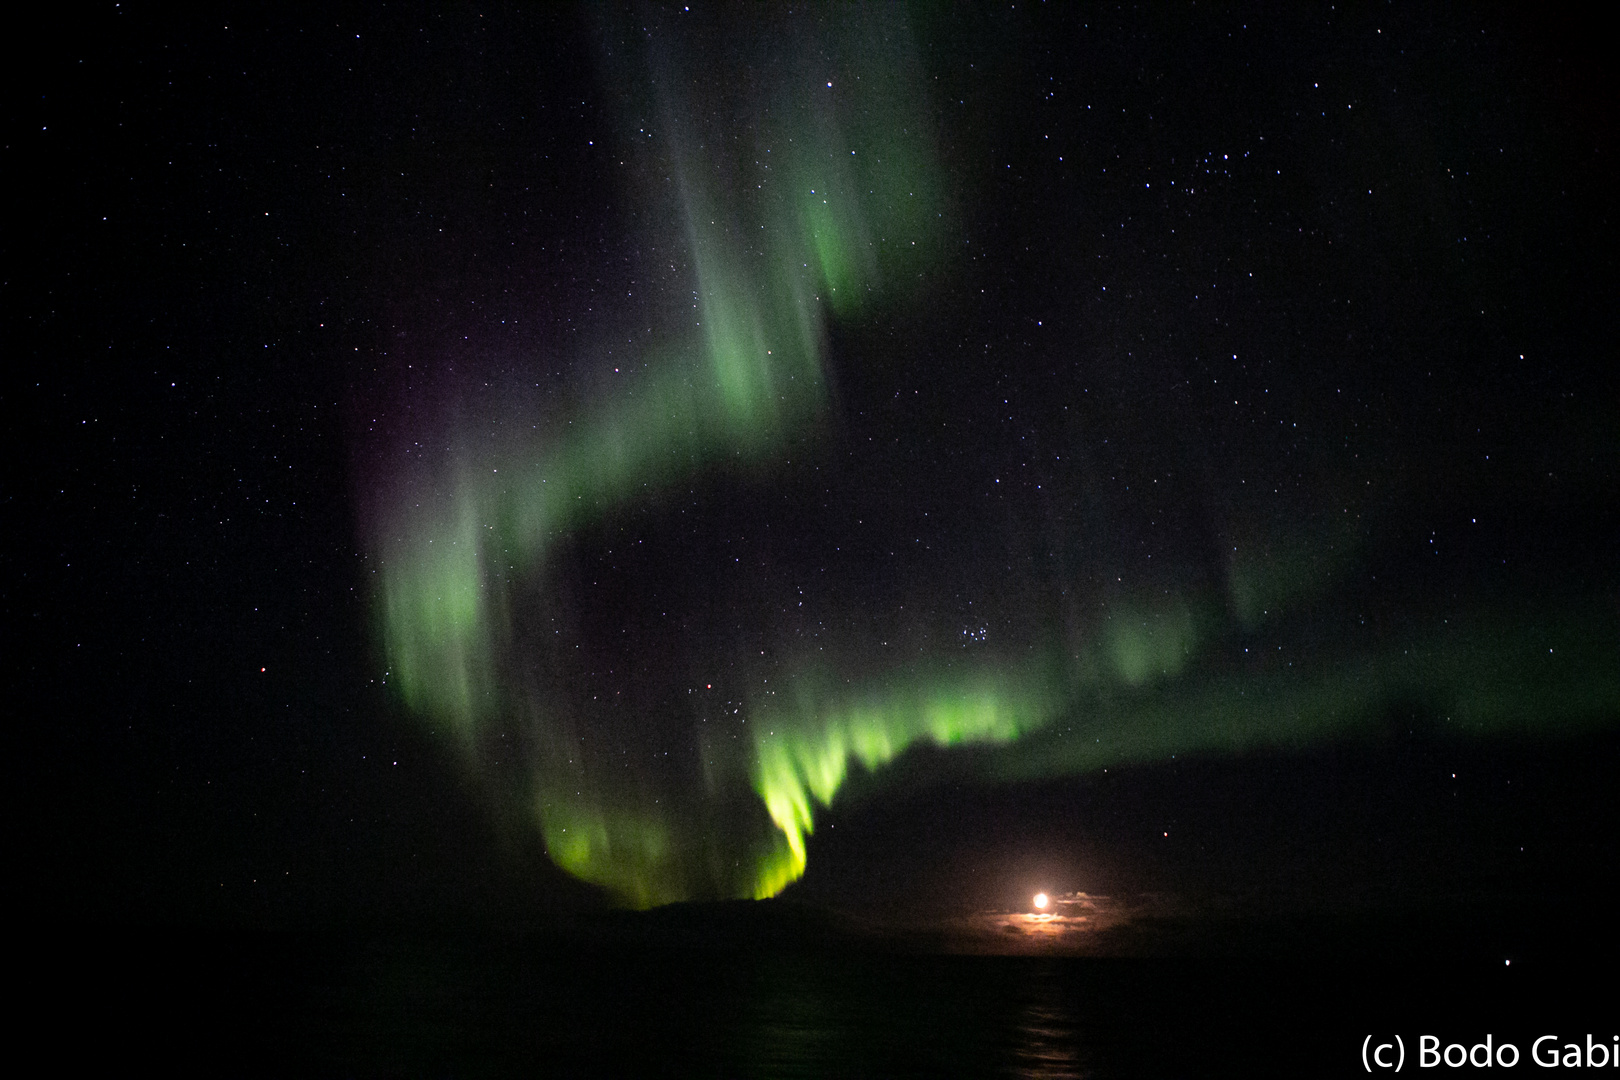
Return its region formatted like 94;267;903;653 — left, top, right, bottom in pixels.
30;899;1614;1078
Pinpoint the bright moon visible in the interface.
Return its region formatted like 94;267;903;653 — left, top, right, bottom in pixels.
1033;892;1049;909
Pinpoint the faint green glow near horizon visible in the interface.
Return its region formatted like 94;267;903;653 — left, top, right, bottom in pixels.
985;598;1620;785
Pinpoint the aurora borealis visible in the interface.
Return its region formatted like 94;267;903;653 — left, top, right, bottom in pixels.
356;7;1620;908
367;6;995;905
21;3;1620;1072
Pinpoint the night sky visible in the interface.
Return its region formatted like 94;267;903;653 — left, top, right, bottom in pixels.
16;2;1617;953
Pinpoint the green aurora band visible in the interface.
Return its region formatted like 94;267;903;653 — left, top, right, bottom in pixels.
375;9;986;906
367;11;1619;908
